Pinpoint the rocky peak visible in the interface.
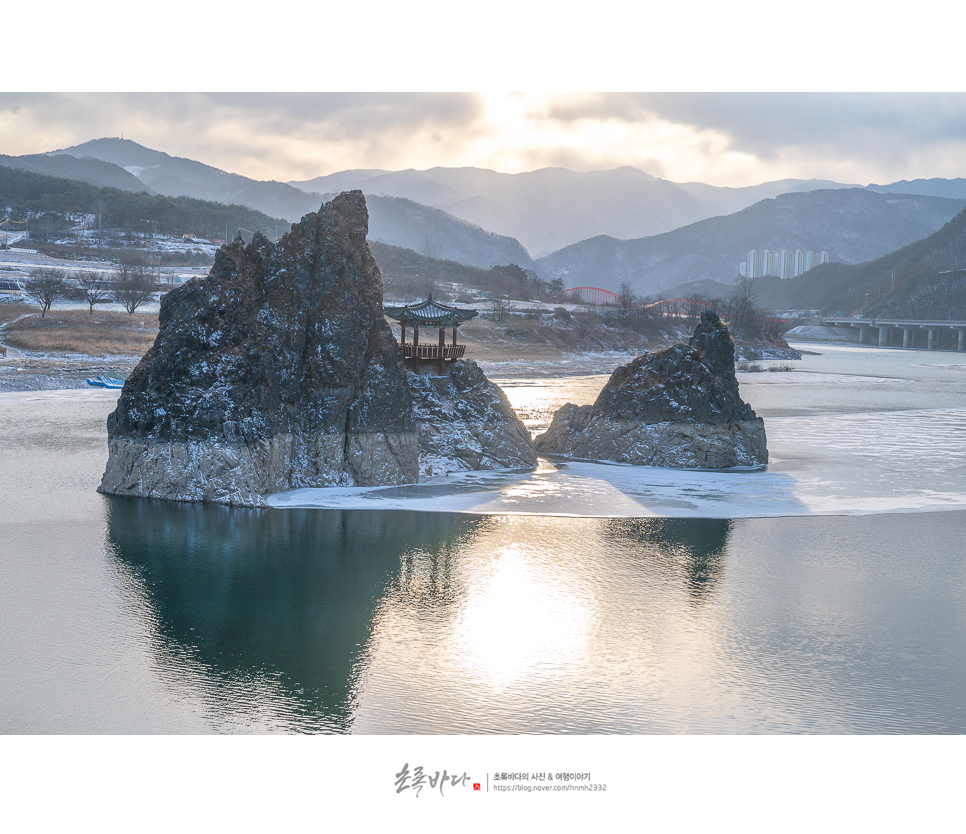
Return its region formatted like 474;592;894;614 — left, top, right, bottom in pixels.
100;191;418;504
99;191;536;506
594;309;756;427
535;312;767;469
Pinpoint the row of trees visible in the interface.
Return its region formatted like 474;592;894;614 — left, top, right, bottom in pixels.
22;266;157;316
677;277;784;340
610;276;783;341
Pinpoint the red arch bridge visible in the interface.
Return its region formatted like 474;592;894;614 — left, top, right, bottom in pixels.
561;286;626;306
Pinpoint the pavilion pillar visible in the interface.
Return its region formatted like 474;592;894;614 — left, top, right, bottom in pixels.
401;323;406;344
438;325;446;375
413;323;420;372
452;322;458;347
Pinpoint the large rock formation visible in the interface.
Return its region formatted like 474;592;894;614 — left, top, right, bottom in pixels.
534;310;767;468
99;191;419;505
99;191;538;506
408;360;537;478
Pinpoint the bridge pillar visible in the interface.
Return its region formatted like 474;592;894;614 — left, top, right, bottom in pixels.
857;325;870;344
903;327;913;349
928;328;937;350
959;330;966;352
878;326;890;346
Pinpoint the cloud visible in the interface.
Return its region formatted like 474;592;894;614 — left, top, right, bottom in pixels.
540;93;966;183
0;93;487;180
3;92;966;187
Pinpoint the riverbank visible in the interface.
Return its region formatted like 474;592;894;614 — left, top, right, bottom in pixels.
0;302;800;392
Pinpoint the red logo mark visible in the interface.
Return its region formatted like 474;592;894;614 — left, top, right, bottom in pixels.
473;783;481;791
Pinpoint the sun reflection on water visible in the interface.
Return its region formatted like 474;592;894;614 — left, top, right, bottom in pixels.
451;533;595;693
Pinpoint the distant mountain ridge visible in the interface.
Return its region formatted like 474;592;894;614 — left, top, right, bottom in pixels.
363;195;534;269
49;138;323;221
290;165;861;257
36;138;532;269
756;204;966;316
0;151;151;193
11;137;966;287
535;189;966;297
866;178;966;200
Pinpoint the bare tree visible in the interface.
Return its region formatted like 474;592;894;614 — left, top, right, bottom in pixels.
727;275;761;338
618;281;638;315
112;263;157;315
684;295;711;327
489;297;512;322
74;270;111;314
23;268;67;317
421;234;443;286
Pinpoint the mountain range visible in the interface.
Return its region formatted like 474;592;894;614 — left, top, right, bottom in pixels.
754;205;966;317
290;165;857;257
14;138;901;255
535;189;966;296
4;137;966;311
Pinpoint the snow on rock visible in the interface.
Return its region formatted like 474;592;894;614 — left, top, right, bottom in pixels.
99;191;419;506
408;360;537;478
534;310;768;469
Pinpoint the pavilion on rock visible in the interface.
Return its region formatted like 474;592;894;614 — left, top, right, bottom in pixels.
384;295;479;374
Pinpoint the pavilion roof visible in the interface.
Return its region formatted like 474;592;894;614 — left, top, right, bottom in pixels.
384;294;479;325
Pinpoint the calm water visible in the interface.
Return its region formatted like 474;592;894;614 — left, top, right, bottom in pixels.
2;343;966;733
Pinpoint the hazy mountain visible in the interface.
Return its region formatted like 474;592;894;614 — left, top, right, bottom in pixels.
40;139;532;268
363;195;534;269
30;138;966;297
0;162;293;242
754;205;966;316
679;178;857;214
866;178;966;200
535;189;966;298
291;165;862;257
0;152;151;193
293;165;721;256
49;138;323;221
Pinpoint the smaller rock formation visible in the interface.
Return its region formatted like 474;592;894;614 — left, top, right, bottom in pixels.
409;360;537;477
534;310;767;468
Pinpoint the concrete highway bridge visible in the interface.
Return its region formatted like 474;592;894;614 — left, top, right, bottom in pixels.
822;316;966;351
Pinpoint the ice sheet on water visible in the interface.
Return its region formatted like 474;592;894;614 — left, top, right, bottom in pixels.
736;371;908;385
9;388;962;518
268;408;966;519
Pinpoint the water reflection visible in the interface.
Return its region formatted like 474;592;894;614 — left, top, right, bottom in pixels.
601;518;731;604
105;498;483;730
105;500;741;732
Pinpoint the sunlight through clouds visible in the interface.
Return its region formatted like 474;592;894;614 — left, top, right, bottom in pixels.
4;93;966;186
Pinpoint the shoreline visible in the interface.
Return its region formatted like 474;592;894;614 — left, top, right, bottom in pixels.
0;341;802;394
0;352;141;393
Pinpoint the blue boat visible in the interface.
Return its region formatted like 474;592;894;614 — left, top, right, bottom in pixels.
87;375;125;389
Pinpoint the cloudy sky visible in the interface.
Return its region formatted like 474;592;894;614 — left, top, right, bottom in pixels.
3;92;966;188
3;2;962;189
